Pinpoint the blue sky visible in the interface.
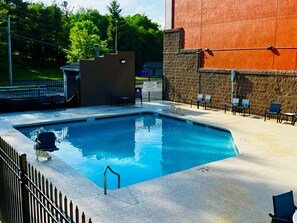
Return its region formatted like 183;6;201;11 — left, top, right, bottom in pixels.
31;0;165;27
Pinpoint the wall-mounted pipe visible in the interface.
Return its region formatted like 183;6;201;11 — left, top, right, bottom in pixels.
197;48;203;70
203;46;297;52
197;48;203;94
231;70;236;103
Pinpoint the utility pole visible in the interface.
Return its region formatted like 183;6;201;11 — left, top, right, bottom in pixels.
115;20;118;52
8;16;12;85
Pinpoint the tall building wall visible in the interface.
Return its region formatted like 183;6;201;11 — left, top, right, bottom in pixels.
164;29;297;115
172;0;297;70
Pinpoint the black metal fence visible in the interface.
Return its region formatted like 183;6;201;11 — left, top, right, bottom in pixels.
0;137;92;223
0;80;64;100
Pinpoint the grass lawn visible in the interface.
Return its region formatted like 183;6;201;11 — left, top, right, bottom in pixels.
135;76;162;85
0;54;63;82
0;64;63;81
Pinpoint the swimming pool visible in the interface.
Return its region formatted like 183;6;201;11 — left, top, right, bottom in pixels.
17;113;238;189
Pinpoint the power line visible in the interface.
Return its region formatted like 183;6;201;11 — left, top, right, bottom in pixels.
11;33;59;47
1;30;69;49
12;33;69;49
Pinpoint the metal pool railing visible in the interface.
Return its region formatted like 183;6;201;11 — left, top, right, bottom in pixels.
104;166;121;195
0;137;92;223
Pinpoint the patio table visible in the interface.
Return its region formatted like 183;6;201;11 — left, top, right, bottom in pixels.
120;96;131;105
279;112;296;125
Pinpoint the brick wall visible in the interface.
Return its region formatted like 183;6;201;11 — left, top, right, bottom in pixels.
164;28;297;116
163;28;184;53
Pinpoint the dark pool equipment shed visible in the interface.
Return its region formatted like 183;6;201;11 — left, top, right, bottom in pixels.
61;51;135;107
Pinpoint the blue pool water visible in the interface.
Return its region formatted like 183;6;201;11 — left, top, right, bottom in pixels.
17;113;238;189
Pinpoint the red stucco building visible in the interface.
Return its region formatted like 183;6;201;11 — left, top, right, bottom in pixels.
165;0;297;70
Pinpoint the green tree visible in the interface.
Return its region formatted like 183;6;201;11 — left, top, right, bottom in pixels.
107;0;121;20
0;0;8;32
125;14;163;68
65;20;109;63
2;0;30;60
69;8;109;41
0;0;69;65
0;0;31;78
106;0;122;51
0;0;8;76
0;0;163;78
27;3;67;64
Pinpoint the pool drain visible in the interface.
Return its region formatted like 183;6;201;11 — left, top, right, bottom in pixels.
240;137;247;142
197;167;211;172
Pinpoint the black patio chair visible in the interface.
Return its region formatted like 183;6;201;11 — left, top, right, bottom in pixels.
35;132;59;160
264;103;281;122
38;96;51;111
269;190;297;223
111;93;121;105
52;95;65;110
235;99;250;116
191;94;204;109
225;98;240;114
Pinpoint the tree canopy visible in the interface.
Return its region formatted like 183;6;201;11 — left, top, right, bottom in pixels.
0;0;163;77
66;20;109;63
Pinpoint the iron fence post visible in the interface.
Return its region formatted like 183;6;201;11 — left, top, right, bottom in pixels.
20;154;30;223
0;145;3;221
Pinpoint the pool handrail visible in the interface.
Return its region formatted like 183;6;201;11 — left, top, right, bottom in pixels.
104;165;121;195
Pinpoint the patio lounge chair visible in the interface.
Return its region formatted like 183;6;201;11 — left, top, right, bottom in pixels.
111;93;121;105
264;103;281;122
202;94;212;110
191;94;204;109
35;132;59;160
269;190;297;223
224;98;240;115
38;96;51;111
235;99;250;116
52;95;65;110
168;105;184;115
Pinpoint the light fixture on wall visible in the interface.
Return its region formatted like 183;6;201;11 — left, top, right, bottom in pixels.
120;59;126;64
204;48;211;52
266;45;274;50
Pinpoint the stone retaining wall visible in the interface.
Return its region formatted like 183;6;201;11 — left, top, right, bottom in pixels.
164;28;297;116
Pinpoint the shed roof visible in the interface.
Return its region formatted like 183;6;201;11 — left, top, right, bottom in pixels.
60;62;80;72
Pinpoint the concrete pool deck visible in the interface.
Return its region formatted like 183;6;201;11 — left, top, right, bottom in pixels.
0;101;297;222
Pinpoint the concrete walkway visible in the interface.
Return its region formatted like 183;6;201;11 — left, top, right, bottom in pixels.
0;101;296;223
